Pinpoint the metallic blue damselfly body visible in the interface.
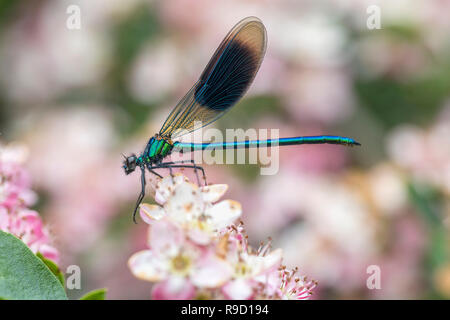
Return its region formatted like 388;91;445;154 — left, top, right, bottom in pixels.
122;17;360;223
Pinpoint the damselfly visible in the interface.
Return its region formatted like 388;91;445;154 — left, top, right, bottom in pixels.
123;17;360;222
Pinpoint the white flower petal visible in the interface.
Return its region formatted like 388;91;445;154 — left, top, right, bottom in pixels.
254;268;281;296
247;248;283;276
191;256;233;288
222;278;253;300
165;182;203;223
155;174;188;204
128;250;168;282
200;184;228;203
154;191;167;205
206;200;242;230
148;220;183;255
187;228;213;245
140;203;165;224
152;276;196;300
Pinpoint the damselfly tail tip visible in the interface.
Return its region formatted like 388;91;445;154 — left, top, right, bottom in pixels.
351;140;361;147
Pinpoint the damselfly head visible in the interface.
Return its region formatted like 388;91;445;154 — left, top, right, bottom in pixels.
123;154;137;175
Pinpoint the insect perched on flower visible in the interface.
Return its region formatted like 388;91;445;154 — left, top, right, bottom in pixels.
123;17;360;223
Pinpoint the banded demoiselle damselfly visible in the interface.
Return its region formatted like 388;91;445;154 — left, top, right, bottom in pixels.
122;17;360;222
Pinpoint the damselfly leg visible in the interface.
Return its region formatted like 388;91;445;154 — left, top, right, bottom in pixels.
132;166;147;224
148;160;207;186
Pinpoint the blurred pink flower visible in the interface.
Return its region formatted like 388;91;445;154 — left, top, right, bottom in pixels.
0;142;59;262
282;68;354;124
22;107;137;254
245;167;380;293
387;105;450;194
128;41;181;104
1;1;110;104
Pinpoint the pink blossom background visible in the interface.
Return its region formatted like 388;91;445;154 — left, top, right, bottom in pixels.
0;0;449;299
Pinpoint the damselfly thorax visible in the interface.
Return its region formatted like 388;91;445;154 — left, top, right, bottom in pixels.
122;134;173;173
141;134;174;164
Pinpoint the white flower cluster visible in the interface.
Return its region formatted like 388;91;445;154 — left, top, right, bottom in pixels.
128;174;316;300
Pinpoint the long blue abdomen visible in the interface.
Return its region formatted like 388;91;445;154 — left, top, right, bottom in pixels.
174;135;360;152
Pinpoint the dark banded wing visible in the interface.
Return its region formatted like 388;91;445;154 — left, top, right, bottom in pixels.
159;16;267;138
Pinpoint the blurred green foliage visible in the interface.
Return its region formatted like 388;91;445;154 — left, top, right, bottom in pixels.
353;23;450;130
408;182;449;298
356;69;450;129
108;6;161;137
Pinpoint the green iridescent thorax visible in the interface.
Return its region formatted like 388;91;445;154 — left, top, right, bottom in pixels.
142;135;173;163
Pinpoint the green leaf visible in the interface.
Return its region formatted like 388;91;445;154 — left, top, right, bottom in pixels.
79;288;107;300
0;230;68;300
36;252;65;287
